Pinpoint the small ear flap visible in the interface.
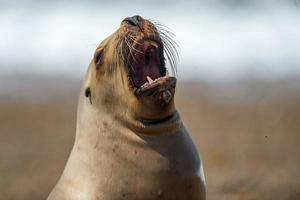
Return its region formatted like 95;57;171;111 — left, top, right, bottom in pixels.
84;63;94;104
85;87;92;104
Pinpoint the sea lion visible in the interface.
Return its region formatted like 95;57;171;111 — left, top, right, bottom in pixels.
47;15;206;200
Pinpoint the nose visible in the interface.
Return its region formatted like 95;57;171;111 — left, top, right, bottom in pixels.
123;15;144;29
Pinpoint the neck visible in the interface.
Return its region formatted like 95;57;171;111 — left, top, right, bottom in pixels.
116;110;182;135
75;86;182;147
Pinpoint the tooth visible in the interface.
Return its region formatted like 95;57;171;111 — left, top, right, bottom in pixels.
150;41;158;48
147;76;154;83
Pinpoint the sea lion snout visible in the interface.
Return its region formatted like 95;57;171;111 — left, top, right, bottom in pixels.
119;17;177;101
122;15;144;29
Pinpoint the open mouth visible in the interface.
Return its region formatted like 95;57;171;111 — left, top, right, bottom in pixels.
130;39;165;87
127;38;176;97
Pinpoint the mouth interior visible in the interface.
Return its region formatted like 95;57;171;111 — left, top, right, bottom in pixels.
130;40;166;88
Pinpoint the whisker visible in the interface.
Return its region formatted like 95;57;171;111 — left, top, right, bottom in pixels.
152;22;176;37
118;19;179;77
151;23;179;77
160;34;180;60
159;31;180;50
163;41;177;76
126;37;144;54
123;37;135;71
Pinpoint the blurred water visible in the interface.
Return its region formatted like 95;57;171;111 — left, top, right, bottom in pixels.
1;0;300;80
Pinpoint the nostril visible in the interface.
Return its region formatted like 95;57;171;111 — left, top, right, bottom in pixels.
133;15;142;23
123;17;136;26
123;15;144;28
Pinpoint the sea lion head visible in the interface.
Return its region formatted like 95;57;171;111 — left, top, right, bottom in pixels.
84;15;178;124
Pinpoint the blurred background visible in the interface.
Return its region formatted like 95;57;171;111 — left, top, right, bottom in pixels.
1;0;300;199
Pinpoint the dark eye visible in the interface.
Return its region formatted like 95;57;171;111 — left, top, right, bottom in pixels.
94;50;103;68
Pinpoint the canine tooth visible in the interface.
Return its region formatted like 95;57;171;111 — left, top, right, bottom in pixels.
149;41;158;48
147;76;154;83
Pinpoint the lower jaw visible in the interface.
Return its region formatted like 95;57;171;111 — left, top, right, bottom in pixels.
128;78;177;120
134;76;176;97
